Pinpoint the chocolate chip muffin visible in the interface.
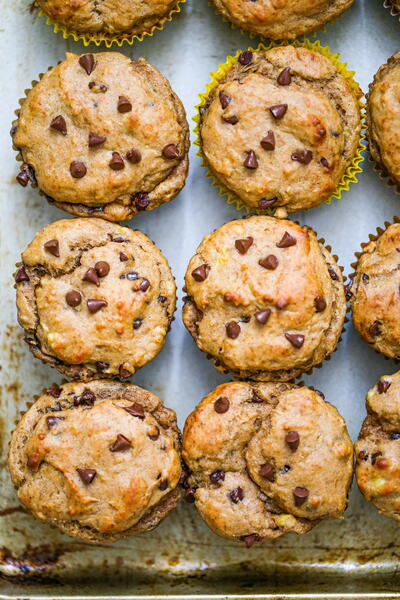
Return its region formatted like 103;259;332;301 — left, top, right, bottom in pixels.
182;381;353;546
350;222;400;359
13;52;189;221
199;45;361;215
355;371;400;522
182;215;346;382
211;0;354;40
367;52;400;188
8;380;181;543
14;218;176;380
34;0;180;41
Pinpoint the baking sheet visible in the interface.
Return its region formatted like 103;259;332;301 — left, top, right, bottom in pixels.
2;0;400;597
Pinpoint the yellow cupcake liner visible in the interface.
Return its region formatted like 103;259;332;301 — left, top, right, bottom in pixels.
194;39;366;216
34;0;186;47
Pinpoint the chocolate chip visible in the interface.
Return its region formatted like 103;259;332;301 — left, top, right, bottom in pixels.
148;427;160;441
109;152;125;170
210;469;225;484
162;144;180;159
96;361;109;371
73;389;95;407
222;115;239;125
369;320;381;337
133;318;142;330
70;161;87;178
261;130;275;151
118;96;132;113
371;451;382;465
16;170;29;187
238;51;253;65
123;402;145;419
241;315;251;323
277;67;291;86
44;239;59;257
259;255;278;270
159;479;168;491
192;264;209;282
293;486;309;506
358;449;368;461
259;462;275;481
158;295;167;303
320;157;330;169
119;252;128;262
87;299;107;313
133;192;150;211
376;457;390;469
47;384;61;398
362;273;369;283
88;81;107;93
95;261;110;278
226;321;240;339
219;91;231;109
344;279;354;297
126;272;139;281
126;148;142;164
314;389;325;400
15;266;30;283
390;433;400;440
140;278;150;292
377;380;391;394
281;464;290;474
214;396;230;413
285;333;305;348
252;392;264;403
314;296;327;312
89;132;107;147
79;54;95;75
276;232;296;248
244;150;258;169
235;236;253;254
241;533;260;548
110;434;131;452
328;267;338;281
255;309;271;324
83;268;100;286
270;104;287;119
185;488;196;503
259;198;278;210
46;415;64;429
285;431;300;451
292;150;313;165
66;290;82;307
50;115;67;135
230;487;244;503
112;236;125;242
27;453;41;469
119;365;131;379
76;468;96;484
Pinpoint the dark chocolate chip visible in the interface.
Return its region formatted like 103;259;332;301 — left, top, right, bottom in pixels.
192;264;209;282
79;54;95;75
16;170;29;187
27;453;41;469
47;383;61;398
222;115;239;124
235;236;253;254
238;51;253;66
255;309;271;324
44;239;59;257
226;321;240;339
159;479;168;491
240;533;260;548
357;449;368;461
133;192;150;211
276;232;296;248
259;255;278;270
377;380;391;394
214;396;230;413
260;130;275;151
185;488;196;503
119;365;131;379
15;266;30;283
320;157;330;169
219;91;231;109
328;267;338;281
66;290;82;307
158;295;167;303
118;96;132;113
162;144;180;159
291;150;313;165
46;416;64;429
259;197;277;209
369;320;381;337
50;115;67;135
270;104;287;119
112;236;125;242
281;464;290;474
110;434;131;452
314;389;325;400
74;389;96;406
96;361;109;371
95;261;110;278
252;392;264;403
277;67;291;86
120;252;129;262
241;315;251;323
83;268;100;286
139;278;150;292
87;298;107;313
314;296;327;312
210;469;225;484
344;279;353;297
123;402;145;419
230;487;244;504
244;150;258;169
293;486;309;506
259;462;275;481
109;152;125;170
285;333;305;348
148;427;160;441
70;161;87;178
133;318;142;330
89;132;107;147
76;468;96;484
126;272;139;281
362;273;369;283
390;433;400;440
126;148;142;164
285;431;300;451
371;451;382;465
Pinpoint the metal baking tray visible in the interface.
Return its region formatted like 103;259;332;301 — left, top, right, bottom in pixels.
2;0;400;597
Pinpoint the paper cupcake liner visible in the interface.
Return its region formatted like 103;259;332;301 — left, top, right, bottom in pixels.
383;0;400;19
33;0;186;47
348;217;400;364
194;38;366;217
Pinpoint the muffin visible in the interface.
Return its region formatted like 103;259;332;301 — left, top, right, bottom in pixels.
367;52;400;188
8;380;181;543
182;215;346;382
355;371;400;522
182;381;353;546
199;45;361;215
210;0;355;40
13;52;189;221
350;222;400;359
14;218;176;380
34;0;181;42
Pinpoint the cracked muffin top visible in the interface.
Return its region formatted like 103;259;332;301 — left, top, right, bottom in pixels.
199;46;361;215
8;380;181;543
13;52;189;221
182;381;353;546
355;371;400;523
211;0;355;40
14;218;176;380
182;215;346;382
367;52;400;187
34;0;179;39
350;223;400;359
